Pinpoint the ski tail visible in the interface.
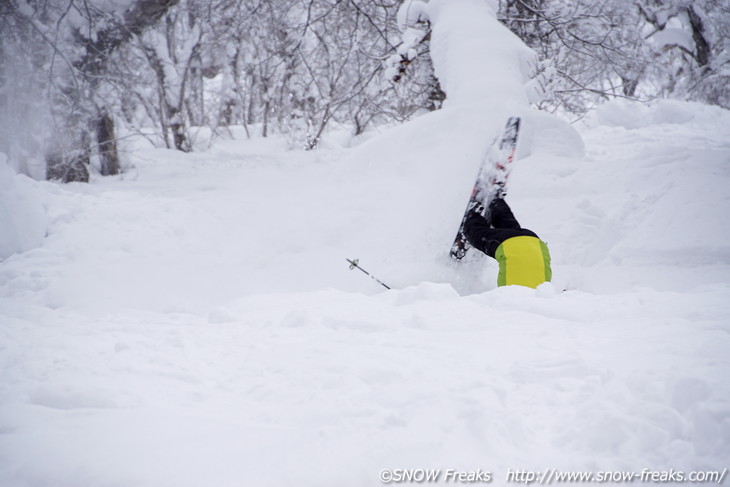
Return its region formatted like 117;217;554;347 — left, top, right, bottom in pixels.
450;117;521;260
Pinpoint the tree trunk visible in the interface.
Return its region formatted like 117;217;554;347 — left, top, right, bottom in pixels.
686;6;710;68
621;77;639;97
171;122;188;151
262;100;270;137
168;103;189;152
96;112;120;176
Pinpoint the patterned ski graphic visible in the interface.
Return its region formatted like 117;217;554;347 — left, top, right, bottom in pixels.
450;117;521;260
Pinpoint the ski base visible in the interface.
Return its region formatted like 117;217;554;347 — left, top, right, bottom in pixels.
450;117;521;260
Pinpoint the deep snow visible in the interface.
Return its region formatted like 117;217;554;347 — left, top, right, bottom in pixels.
1;101;728;487
1;0;729;485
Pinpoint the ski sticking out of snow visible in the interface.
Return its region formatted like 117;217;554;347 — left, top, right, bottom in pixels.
450;116;521;260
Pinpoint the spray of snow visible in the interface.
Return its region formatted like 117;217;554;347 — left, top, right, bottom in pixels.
0;154;47;260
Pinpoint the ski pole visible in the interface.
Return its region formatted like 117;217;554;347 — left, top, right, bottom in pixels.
346;258;391;290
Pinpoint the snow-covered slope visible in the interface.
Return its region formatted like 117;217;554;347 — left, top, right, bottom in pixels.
1;1;729;485
1;101;728;487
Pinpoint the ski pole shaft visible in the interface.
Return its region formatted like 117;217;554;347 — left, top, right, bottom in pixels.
346;258;391;290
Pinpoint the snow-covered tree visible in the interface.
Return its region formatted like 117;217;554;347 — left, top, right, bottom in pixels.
3;0;726;183
639;0;730;109
498;0;730;115
0;0;180;182
385;0;445;118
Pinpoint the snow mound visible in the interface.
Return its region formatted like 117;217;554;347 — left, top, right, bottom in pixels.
586;98;729;130
518;111;585;159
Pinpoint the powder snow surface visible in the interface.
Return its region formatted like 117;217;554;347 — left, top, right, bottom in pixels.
1;1;729;485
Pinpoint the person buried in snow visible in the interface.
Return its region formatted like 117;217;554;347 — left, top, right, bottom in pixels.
463;194;551;289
